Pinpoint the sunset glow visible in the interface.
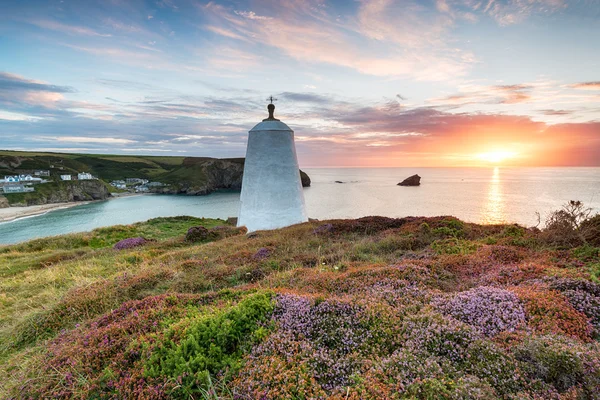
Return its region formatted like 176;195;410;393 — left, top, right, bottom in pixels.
476;151;519;164
0;0;599;166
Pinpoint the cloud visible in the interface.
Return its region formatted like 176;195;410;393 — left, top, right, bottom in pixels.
0;72;75;94
571;81;600;90
472;0;567;25
279;92;331;104
429;82;538;106
56;137;137;144
199;0;474;80
2;72;598;166
26;19;112;37
538;109;573;116
234;10;273;21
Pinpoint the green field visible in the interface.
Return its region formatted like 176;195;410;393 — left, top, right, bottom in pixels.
0;150;189;181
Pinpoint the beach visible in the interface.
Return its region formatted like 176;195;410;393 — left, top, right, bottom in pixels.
0;202;93;223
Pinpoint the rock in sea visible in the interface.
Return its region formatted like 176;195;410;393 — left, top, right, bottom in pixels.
397;174;421;186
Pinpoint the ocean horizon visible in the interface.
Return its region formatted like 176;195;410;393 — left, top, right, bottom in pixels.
1;166;599;245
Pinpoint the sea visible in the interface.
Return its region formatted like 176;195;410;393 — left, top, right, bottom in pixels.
1;167;599;245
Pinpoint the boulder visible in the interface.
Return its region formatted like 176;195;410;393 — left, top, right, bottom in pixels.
300;170;311;187
398;174;421;186
0;195;8;208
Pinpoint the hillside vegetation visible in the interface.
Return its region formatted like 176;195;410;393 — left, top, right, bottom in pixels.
1;207;600;399
0;150;310;197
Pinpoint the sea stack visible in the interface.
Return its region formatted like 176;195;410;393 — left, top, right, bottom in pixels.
237;101;308;232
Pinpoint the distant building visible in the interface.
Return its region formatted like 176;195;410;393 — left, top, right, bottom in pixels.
135;185;149;192
125;178;148;184
146;182;164;187
77;172;94;180
111;180;126;189
60;175;72;181
2;184;35;194
4;176;20;183
3;175;42;183
34;170;50;177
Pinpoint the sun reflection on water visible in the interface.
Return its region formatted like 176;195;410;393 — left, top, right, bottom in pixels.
481;167;506;224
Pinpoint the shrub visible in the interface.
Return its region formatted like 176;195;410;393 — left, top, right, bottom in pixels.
542;200;595;248
562;289;600;336
431;238;479;255
434;286;526;337
513;335;600;394
580;214;600;246
184;226;214;242
511;286;592;341
462;340;526;395
234;295;371;394
14;293;212;399
113;237;150;250
144;292;275;397
400;312;480;363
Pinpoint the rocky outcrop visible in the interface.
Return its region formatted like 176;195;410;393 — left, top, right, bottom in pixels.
0;195;9;208
6;180;111;206
152;157;311;195
398;174;421;186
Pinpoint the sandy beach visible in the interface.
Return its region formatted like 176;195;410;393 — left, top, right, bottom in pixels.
0;202;93;223
0;193;146;223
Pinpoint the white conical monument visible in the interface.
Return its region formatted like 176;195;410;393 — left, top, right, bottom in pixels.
237;100;308;232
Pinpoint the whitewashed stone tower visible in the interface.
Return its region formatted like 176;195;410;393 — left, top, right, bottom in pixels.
238;100;308;232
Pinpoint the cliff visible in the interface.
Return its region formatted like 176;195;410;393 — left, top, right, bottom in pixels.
151;157;311;195
0;151;311;197
3;180;111;206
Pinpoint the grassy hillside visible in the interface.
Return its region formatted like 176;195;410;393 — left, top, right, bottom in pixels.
1;207;600;398
0;151;310;197
0;150;188;181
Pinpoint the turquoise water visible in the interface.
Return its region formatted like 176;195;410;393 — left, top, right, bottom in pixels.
1;167;599;245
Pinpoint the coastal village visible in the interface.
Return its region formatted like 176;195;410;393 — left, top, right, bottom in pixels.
0;168;164;195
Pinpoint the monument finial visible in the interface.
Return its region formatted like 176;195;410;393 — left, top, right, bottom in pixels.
263;96;280;121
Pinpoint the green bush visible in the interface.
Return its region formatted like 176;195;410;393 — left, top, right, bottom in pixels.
145;292;275;397
512;335;600;394
431;238;479;255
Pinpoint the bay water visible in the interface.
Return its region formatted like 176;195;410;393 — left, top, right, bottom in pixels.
1;167;599;245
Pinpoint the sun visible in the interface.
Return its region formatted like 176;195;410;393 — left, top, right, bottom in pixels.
476;150;518;164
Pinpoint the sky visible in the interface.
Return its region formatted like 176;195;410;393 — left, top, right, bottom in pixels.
0;0;599;167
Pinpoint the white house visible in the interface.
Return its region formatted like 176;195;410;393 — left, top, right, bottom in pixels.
2;184;35;194
34;170;50;177
4;175;20;183
60;174;72;181
20;174;42;182
77;172;93;180
111;181;126;189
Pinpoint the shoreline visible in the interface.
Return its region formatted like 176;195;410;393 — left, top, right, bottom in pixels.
0;193;144;223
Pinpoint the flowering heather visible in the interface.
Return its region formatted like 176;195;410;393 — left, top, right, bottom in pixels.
312;223;334;235
511;285;592;341
562;289;600;335
434;286;526;337
4;213;600;399
252;247;271;260
112;236;149;250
